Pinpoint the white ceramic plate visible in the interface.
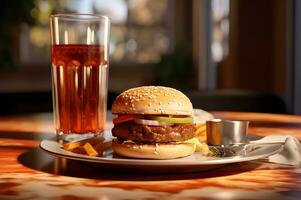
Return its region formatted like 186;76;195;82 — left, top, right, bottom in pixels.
40;131;283;173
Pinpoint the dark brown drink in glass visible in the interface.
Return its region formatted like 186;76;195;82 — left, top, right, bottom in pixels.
50;14;110;142
51;44;108;135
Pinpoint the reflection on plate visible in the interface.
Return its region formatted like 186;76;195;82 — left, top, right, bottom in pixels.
40;131;283;173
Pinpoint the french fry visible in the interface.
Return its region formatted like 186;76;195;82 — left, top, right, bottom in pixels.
195;124;206;136
195;142;210;156
72;146;86;155
62;135;111;157
195;123;207;143
63;141;82;151
83;142;98;157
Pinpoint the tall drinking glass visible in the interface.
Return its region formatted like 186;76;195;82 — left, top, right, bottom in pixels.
50;14;110;142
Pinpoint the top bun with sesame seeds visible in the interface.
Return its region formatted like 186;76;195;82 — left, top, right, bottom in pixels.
112;86;193;116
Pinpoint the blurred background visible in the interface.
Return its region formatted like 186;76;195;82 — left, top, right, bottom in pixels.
0;0;300;115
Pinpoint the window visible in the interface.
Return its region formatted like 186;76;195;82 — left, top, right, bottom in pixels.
20;0;172;66
211;0;229;63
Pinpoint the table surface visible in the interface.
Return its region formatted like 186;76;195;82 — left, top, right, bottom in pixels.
1;111;301;200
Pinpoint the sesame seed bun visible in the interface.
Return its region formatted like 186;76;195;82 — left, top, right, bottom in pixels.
112;86;193;116
112;139;196;159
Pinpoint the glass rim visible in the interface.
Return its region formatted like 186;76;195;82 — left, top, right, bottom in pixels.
50;13;110;22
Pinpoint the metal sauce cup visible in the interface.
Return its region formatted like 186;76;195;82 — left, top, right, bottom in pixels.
206;119;249;146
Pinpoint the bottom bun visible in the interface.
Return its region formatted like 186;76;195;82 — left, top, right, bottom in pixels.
112;140;196;159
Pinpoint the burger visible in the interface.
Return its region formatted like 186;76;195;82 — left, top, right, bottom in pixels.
111;86;203;159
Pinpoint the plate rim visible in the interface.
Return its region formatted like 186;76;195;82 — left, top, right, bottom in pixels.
39;139;283;166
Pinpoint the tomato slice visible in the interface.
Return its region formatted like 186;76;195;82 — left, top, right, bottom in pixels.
112;114;141;124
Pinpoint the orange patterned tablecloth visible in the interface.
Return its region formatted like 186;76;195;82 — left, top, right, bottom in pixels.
0;112;301;200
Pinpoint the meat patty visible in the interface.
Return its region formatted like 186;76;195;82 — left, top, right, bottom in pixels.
112;121;196;143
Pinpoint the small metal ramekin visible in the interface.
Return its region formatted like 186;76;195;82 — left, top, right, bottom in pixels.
206;119;249;146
